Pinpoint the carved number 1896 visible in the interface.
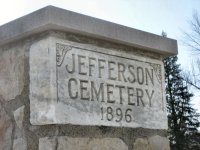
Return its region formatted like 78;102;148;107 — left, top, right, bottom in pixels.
100;107;132;123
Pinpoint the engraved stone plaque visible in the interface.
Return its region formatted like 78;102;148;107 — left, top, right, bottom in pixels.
30;37;167;129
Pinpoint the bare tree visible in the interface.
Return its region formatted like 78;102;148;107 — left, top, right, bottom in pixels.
184;11;200;53
183;11;200;90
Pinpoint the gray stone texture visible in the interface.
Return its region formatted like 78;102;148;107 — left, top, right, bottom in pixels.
148;135;170;150
133;138;149;150
14;105;25;129
13;138;27;150
0;103;13;150
0;6;177;56
0;45;24;101
133;135;170;150
39;136;128;150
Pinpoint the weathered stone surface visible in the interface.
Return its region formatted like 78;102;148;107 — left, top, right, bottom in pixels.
0;45;24;101
133;138;149;150
30;37;168;129
13;138;27;150
39;136;128;150
0;6;176;150
14;105;25;129
148;135;170;150
0;103;13;150
133;135;170;150
30;37;57;124
0;6;178;55
39;137;56;150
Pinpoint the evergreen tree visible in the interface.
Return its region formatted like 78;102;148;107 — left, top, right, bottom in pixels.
164;55;199;150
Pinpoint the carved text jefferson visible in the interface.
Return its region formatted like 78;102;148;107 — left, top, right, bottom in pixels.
64;53;156;107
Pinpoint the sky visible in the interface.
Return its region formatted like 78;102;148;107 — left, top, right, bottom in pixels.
0;0;200;111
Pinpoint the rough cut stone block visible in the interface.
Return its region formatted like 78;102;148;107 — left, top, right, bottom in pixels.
0;45;24;101
13;138;27;150
14;105;25;129
133;138;149;150
148;135;170;150
30;37;168;129
133;135;170;150
39;137;56;150
39;136;128;150
0;103;13;150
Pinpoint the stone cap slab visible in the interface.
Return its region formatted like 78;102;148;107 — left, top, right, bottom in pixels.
0;5;177;55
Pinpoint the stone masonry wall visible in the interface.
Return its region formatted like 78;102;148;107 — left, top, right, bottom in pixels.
0;31;170;150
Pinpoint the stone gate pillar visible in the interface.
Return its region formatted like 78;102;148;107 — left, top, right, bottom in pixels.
0;6;177;150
